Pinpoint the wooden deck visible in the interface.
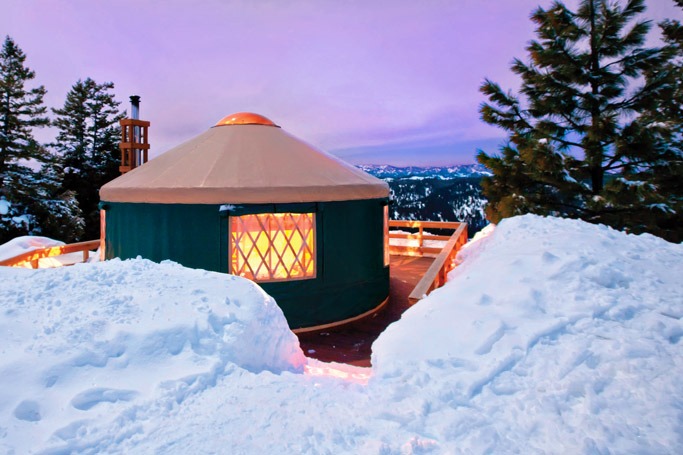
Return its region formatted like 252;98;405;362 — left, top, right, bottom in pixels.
297;255;434;367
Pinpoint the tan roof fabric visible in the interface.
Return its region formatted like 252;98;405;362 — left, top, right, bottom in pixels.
100;124;389;204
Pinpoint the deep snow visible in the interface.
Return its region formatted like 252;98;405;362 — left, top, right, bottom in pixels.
1;215;681;454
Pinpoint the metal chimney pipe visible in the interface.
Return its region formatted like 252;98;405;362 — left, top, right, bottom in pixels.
130;96;142;166
130;95;140;120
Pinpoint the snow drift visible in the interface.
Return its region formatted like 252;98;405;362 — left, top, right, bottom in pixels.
0;259;304;454
371;215;683;453
0;215;681;453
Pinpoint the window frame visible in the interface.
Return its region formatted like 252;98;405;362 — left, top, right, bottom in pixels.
228;211;317;283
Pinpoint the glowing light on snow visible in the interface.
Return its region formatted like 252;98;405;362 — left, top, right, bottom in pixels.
10;245;74;268
304;364;371;385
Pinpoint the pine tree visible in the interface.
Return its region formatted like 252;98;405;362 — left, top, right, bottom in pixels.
0;36;84;243
5;146;85;242
29;151;85;242
637;0;683;242
0;35;79;243
0;36;49;184
476;0;681;242
0;35;49;242
52;78;124;240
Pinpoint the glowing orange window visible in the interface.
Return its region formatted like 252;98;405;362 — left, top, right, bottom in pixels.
229;213;316;282
383;205;390;267
100;209;106;262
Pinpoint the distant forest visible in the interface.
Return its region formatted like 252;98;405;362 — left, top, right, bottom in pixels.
359;166;489;236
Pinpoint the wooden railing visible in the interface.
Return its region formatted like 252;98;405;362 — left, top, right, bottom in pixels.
388;220;462;257
2;221;466;302
0;239;100;269
388;220;468;304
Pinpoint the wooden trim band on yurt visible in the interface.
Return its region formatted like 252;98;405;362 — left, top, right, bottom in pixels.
100;184;389;204
291;296;390;334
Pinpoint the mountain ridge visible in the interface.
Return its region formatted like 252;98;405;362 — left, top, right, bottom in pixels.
357;164;490;235
356;164;491;180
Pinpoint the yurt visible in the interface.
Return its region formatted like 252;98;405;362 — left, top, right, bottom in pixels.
99;113;390;331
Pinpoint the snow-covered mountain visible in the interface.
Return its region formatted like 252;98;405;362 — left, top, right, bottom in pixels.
358;165;490;234
357;163;491;180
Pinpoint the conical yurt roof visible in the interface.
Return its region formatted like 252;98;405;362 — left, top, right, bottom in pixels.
100;113;389;204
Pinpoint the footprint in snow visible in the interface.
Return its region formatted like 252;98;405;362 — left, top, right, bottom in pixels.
71;387;138;411
542;251;560;264
478;294;493;306
14;400;41;422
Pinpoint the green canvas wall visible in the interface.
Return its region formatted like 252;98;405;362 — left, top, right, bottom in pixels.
101;198;389;329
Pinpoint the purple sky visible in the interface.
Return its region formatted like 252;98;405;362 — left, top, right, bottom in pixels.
2;0;680;166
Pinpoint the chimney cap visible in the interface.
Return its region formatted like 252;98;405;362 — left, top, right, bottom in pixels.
130;95;141;104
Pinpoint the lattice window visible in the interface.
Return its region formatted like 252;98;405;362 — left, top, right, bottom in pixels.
229;213;316;282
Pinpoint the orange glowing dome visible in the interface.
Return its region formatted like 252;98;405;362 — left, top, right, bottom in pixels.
215;112;279;127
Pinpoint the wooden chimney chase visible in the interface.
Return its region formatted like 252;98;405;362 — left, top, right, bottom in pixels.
119;95;150;174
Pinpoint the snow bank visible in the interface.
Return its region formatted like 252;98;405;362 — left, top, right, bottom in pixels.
1;215;681;454
0;259;304;454
372;214;683;452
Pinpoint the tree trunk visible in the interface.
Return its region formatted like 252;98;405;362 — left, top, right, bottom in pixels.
588;0;604;195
